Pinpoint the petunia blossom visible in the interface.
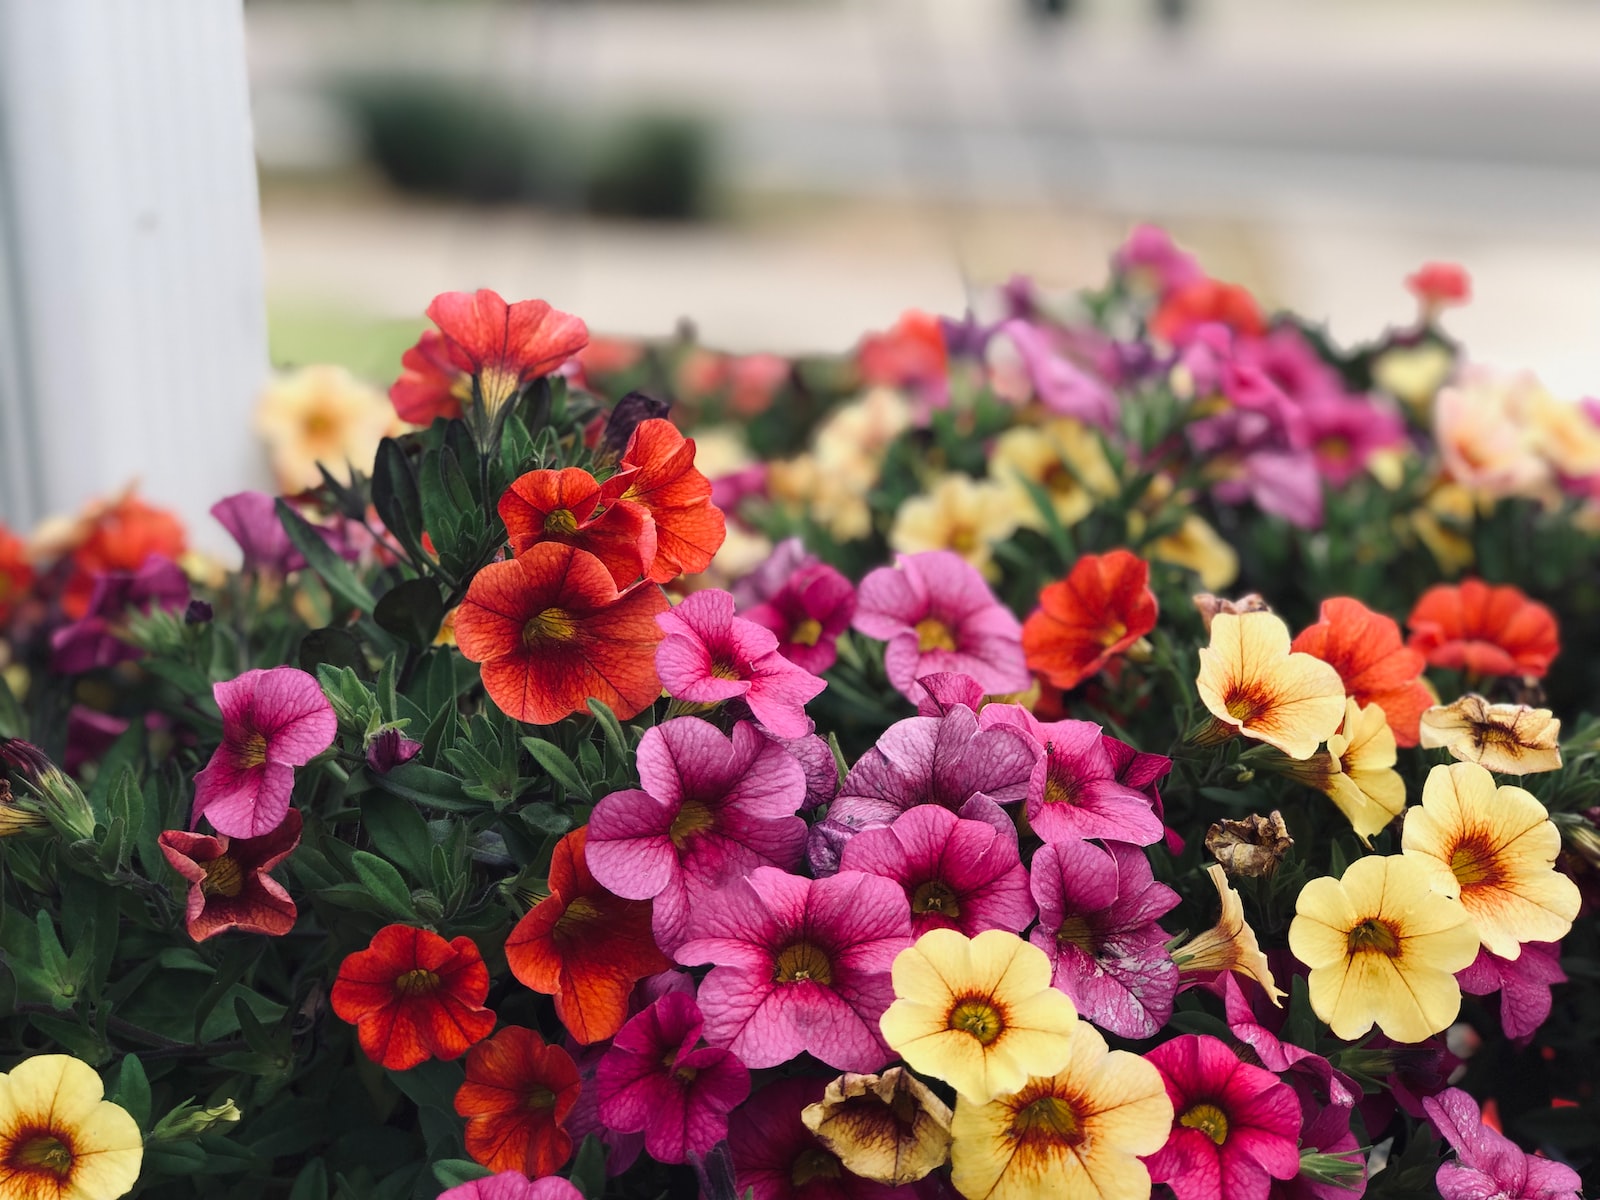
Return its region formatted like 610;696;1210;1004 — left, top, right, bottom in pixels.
1407;580;1559;678
1456;941;1566;1044
498;466;656;588
421;289;588;428
1021;549;1159;691
800;1068;952;1186
1419;695;1562;776
741;559;857;675
1422;1087;1581;1200
50;556;190;674
614;418;727;583
674;867;911;1071
1028;838;1181;1038
191;666;337;838
1196;612;1346;760
585;717;807;952
1292;597;1433;748
838;803;1034;938
455;1026;581;1178
729;1076;914;1200
439;1174;583;1200
159;809;302;941
595;991;751;1164
853;551;1030;705
390;327;470;424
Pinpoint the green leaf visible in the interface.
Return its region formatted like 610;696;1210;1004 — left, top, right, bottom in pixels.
374;578;445;648
290;1160;330;1200
521;739;590;801
351;850;419;919
569;1134;607;1200
300;628;369;678
374;763;476;814
371;437;428;564
431;1160;493;1189
0;672;26;738
112;1054;151;1129
276;498;377;613
586;699;629;765
360;792;434;882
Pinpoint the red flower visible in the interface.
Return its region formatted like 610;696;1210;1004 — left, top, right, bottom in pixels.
390;329;470;425
1408;580;1559;678
857;309;948;390
1406;262;1471;310
0;525;35;627
63;491;186;618
498;467;656;588
1292;597;1434;747
427;289;588;422
455;1026;581;1178
505;827;669;1045
158;809;303;941
614;419;726;583
1022;550;1158;691
331;924;496;1070
1150;278;1265;345
455;543;669;725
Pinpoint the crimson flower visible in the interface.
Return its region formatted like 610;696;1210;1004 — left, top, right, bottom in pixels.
159;809;302;941
498;466;656;588
456;1026;582;1178
1022;549;1159;691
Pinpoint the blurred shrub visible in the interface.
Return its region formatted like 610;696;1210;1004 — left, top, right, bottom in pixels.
339;76;713;220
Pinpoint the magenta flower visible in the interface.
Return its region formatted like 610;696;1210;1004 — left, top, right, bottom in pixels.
595;992;751;1164
439;1175;583;1200
1220;975;1358;1114
1103;731;1184;853
765;729;839;810
51;556;189;673
1113;223;1203;297
191;667;338;838
728;1076;913;1200
586;718;808;952
1029;839;1180;1038
656;589;826;738
853;551;1030;706
1268;1102;1366;1200
1000;319;1118;428
730;537;811;609
211;491;302;574
981;705;1164;845
65;706;131;775
1143;1034;1303;1200
809;703;1037;874
1422;1088;1581;1200
914;672;985;716
364;728;422;775
674;867;910;1071
1457;941;1566;1044
838;804;1034;938
1301;397;1407;487
742;560;856;674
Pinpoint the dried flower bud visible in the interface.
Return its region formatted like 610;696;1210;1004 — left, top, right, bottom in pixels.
1193;592;1270;633
1205;811;1293;879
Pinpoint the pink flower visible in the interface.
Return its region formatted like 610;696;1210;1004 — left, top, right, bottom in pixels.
365;728;422;775
1142;1034;1303;1200
981;705;1164;845
1220;975;1358;1114
838;804;1034;938
1456;941;1566;1044
1300;397;1407;487
439;1174;583;1200
742;561;856;675
51;556;190;673
1268;1102;1365;1200
585;718;808;953
595;992;751;1164
674;867;910;1071
191;667;338;838
158;809;302;941
1114;224;1204;298
1103;732;1184;853
1423;1088;1580;1200
656;590;827;738
1029;839;1180;1038
1000;319;1118;428
853;552;1030;706
728;1076;913;1200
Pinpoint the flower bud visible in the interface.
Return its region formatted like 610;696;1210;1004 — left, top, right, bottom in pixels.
1205;811;1293;878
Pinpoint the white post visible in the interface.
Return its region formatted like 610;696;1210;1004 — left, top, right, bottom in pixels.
0;0;270;551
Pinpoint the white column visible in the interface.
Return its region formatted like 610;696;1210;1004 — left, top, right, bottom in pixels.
0;0;270;550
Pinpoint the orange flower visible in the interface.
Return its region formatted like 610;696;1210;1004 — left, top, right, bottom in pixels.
1407;580;1559;678
1292;597;1433;747
0;525;35;626
455;1026;580;1177
1022;550;1158;691
1151;278;1265;345
614;419;727;583
424;289;588;426
455;543;669;725
62;491;186;618
498;467;656;588
330;924;496;1070
505;827;670;1044
857;310;948;389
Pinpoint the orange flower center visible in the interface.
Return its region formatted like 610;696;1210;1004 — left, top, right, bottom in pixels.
1055;915;1097;954
10;1130;74;1180
915;618;957;653
1179;1101;1230;1146
773;942;833;985
1223;684;1272;725
791;1148;842;1186
302;410;339;444
1320;435;1352;462
523;607;577;646
791;618;824;647
947;996;1005;1045
947;525;979;555
394;968;442;996
1449;837;1502;888
1012;1093;1084;1147
200;854;245;899
911;879;961;917
238;732;269;769
1346;918;1401;957
526;1086;556;1111
668;799;716;848
543;508;579;535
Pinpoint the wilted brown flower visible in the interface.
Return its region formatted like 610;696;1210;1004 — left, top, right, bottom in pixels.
1205;811;1293;878
1419;694;1562;775
1192;592;1270;633
800;1068;953;1185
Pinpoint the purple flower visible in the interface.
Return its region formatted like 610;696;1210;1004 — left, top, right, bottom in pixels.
1423;1088;1581;1200
1028;839;1180;1038
763;728;839;810
364;728;422;775
1457;941;1566;1044
730;537;813;610
439;1175;583;1200
1103;731;1184;853
64;706;131;775
586;718;807;952
742;560;856;674
656;590;827;738
211;491;303;574
853;551;1029;706
838;804;1034;938
595;992;751;1164
1000;319;1117;428
50;556;189;673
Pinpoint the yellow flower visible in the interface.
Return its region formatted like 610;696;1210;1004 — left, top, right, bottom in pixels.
1288;854;1478;1043
1433;366;1552;501
890;474;1028;574
1147;515;1239;591
255;364;394;492
767;454;874;542
1419;695;1562;776
987;420;1116;528
949;1016;1171;1200
1195;612;1346;759
879;929;1078;1104
1401;762;1580;959
1171;865;1284;1005
1371;340;1454;414
1407;480;1477;577
0;1054;143;1200
1274;699;1407;842
1527;389;1600;481
801;1069;953;1186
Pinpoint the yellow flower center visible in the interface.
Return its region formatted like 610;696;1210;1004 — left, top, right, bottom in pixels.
791;618;824;647
523;607;577;646
1041;762;1077;807
1097;619;1129;648
791;1148;842;1186
1179;1102;1230;1146
1055;915;1097;953
1012;1094;1084;1146
668;799;716;848
543;508;579;535
911;879;961;917
477;365;523;417
1223;685;1271;725
238;731;269;769
710;660;742;681
1449;838;1501;888
774;942;833;985
915;617;957;653
394;968;441;997
200;854;245;899
948;526;979;555
526;1086;556;1111
947;996;1005;1045
1346;918;1401;957
13;1132;74;1178
302;410;339;444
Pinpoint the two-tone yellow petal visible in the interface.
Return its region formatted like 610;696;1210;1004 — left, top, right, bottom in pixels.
1196;612;1346;759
